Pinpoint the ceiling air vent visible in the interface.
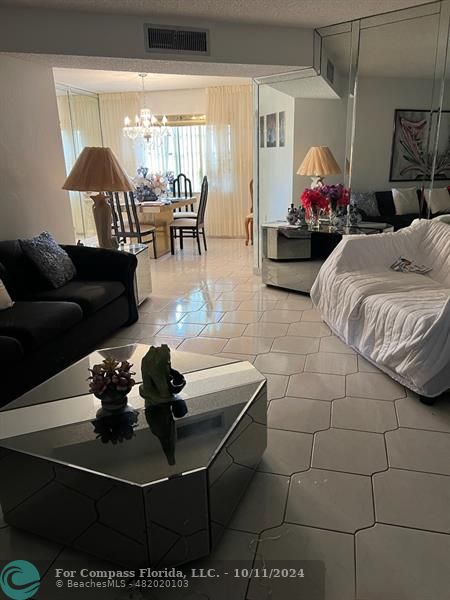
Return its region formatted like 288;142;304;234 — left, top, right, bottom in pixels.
145;24;209;55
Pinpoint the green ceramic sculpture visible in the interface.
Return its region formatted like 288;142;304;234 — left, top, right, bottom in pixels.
139;344;186;406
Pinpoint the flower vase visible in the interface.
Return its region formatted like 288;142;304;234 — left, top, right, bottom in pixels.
328;199;338;230
307;205;321;230
98;390;129;415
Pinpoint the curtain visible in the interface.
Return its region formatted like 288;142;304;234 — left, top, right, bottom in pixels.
98;86;253;237
205;85;253;237
56;92;102;238
98;92;144;177
146;126;206;191
99;92;207;190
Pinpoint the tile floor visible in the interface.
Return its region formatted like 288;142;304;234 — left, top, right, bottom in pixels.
1;238;450;599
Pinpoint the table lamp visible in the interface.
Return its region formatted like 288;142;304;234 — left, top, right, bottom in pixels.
297;146;341;188
62;147;132;249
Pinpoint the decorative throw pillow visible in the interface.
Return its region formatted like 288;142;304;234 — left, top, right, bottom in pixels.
424;188;450;215
0;279;14;311
19;232;76;289
392;188;420;215
350;192;380;217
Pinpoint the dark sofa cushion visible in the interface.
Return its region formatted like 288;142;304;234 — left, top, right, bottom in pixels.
362;214;417;231
0;335;24;368
0;301;83;351
0;240;49;298
374;191;396;216
30;280;126;316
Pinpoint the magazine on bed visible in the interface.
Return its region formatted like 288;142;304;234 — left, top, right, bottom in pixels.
390;257;432;274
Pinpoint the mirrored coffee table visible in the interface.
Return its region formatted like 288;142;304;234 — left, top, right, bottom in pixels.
0;344;267;567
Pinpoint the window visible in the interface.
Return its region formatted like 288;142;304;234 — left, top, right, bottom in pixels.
141;124;207;191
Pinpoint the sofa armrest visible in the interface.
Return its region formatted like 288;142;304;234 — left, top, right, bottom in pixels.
0;335;24;368
61;245;138;324
334;224;424;274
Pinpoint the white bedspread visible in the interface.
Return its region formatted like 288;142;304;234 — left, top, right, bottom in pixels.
311;220;450;397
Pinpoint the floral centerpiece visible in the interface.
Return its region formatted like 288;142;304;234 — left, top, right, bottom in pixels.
301;184;350;228
132;167;174;201
320;184;350;213
89;357;136;414
300;188;330;227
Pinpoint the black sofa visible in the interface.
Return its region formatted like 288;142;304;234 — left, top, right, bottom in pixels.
357;189;450;231
0;242;138;407
355;190;425;231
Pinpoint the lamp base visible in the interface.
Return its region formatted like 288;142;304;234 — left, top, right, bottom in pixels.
91;193;118;250
310;176;324;189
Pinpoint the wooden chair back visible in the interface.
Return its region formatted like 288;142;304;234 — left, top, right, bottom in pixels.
173;173;193;199
110;191;142;242
196;176;209;227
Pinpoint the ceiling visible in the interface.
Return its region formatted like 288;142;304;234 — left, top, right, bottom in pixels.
1;0;434;28
53;68;250;93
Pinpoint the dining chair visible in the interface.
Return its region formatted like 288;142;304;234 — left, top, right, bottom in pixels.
245;179;254;246
173;173;194;213
170;176;208;255
110;191;158;258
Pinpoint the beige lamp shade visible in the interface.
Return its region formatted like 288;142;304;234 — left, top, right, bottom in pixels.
297;146;341;177
62;147;132;192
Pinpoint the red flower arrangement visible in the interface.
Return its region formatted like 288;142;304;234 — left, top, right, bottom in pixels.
300;188;330;211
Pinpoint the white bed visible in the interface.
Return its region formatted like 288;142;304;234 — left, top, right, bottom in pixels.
311;219;450;398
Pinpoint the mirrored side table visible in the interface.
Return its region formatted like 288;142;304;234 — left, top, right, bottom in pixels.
261;221;393;294
118;243;152;305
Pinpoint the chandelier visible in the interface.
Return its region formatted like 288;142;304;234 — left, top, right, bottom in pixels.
123;74;170;146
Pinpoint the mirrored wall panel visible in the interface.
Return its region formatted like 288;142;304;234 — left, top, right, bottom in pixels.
255;0;450;269
352;3;444;226
56;85;103;240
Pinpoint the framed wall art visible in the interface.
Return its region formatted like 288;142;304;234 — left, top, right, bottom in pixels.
266;112;277;148
390;109;450;181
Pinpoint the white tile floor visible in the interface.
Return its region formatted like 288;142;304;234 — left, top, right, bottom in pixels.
1;238;450;599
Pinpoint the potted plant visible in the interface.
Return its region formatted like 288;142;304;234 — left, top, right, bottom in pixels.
88;357;136;416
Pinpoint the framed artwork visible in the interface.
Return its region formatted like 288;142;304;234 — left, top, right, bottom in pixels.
259;116;265;148
266;113;277;147
278;111;286;147
389;109;450;181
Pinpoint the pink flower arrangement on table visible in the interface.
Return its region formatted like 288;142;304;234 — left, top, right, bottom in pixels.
301;184;350;222
300;188;330;211
321;184;350;210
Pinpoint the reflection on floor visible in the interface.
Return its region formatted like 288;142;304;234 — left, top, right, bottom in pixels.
1;239;449;599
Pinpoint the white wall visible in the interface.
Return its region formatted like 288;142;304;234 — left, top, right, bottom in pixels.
0;6;313;72
293;96;347;200
258;86;295;223
352;76;437;192
0;55;74;242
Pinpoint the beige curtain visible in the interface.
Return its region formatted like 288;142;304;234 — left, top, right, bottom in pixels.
98;92;143;177
205;85;253;237
56;92;103;238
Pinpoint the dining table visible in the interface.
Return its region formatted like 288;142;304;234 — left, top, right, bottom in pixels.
135;196;198;256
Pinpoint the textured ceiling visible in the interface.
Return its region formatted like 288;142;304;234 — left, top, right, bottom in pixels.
53;68;250;92
0;0;433;28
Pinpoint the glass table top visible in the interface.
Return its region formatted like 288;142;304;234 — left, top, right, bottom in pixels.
2;344;236;411
0;345;266;486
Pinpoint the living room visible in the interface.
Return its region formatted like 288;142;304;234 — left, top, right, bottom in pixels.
0;2;449;600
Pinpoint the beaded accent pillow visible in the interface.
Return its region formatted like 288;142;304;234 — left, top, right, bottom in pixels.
20;232;76;289
350;192;380;217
